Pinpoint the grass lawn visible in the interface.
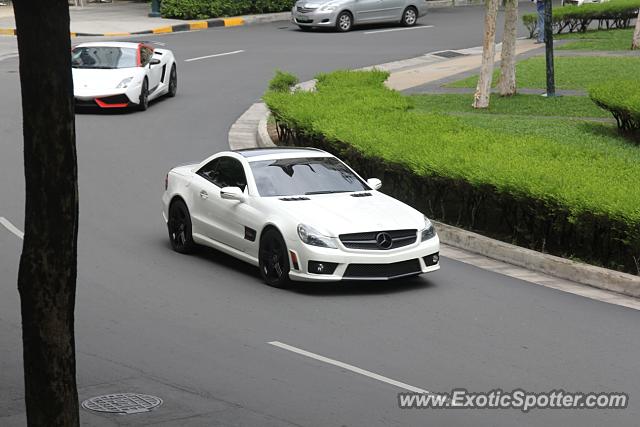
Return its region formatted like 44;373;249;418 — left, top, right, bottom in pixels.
410;93;610;118
556;28;635;51
445;56;640;90
265;70;640;223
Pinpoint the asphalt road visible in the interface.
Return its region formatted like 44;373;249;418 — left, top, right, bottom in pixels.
2;6;640;426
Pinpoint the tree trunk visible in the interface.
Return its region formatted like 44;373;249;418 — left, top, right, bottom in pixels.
632;10;640;50
499;0;518;96
13;1;80;426
473;0;500;108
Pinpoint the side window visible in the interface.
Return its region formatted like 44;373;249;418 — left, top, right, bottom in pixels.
197;157;247;191
139;46;153;66
197;158;221;183
216;157;247;191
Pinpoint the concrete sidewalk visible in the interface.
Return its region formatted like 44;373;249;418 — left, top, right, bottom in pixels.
0;0;290;36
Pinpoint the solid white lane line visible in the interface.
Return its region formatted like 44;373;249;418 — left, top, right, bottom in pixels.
268;341;429;393
184;49;244;62
0;217;24;240
364;25;434;35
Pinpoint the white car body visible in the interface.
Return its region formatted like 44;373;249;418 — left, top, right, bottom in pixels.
162;148;440;284
72;41;177;109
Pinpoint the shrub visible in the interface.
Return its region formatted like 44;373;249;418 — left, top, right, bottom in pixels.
161;0;295;19
268;70;299;92
522;0;640;37
264;70;640;273
590;80;640;137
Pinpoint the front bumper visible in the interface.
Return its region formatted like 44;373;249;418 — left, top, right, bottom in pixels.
291;8;340;26
74;84;141;108
286;234;440;282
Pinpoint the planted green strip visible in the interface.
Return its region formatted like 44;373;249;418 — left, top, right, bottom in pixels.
410;93;610;117
590;80;640;134
557;28;635;50
522;0;640;36
445;56;640;90
264;70;640;225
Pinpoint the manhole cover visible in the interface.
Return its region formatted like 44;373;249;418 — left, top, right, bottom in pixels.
432;50;466;58
82;393;163;415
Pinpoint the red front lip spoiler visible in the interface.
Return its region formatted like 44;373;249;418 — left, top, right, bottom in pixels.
94;98;129;108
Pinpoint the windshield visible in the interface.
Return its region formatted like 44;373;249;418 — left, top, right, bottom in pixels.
250;157;369;197
71;46;137;69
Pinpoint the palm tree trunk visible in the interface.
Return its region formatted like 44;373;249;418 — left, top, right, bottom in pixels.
632;10;640;50
13;0;80;426
499;0;518;96
473;0;500;108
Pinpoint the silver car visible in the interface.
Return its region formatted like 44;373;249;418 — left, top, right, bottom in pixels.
291;0;429;32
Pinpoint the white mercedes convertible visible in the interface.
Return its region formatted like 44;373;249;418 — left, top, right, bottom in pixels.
162;147;440;287
72;41;177;110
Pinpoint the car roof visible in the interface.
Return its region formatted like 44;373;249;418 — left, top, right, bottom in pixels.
74;41;142;49
234;147;333;162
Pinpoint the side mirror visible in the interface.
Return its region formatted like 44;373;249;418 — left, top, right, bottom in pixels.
220;186;245;202
367;178;382;190
149;58;161;66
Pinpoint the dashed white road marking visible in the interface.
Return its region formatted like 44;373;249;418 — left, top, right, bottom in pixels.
184;49;244;62
364;25;434;35
268;341;430;393
0;217;24;240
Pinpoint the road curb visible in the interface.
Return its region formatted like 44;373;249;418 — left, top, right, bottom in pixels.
0;12;290;38
229;52;640;299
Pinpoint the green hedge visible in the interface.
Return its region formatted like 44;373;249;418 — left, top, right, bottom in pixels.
264;70;640;273
590;80;640;137
161;0;294;19
522;0;640;38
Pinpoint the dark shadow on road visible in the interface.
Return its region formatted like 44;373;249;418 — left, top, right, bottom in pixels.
287;22;435;34
290;275;435;296
162;240;436;296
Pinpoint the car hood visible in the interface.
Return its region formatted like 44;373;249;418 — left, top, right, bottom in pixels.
72;67;140;91
264;191;425;236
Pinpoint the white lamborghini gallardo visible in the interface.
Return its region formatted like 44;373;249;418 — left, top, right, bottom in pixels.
72;41;177;111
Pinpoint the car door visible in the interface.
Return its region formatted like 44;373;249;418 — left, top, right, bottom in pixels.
195;156;250;251
140;45;162;93
191;158;226;243
353;0;387;23
378;0;405;21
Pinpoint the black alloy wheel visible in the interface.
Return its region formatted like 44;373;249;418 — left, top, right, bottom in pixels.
259;229;291;288
168;64;177;98
168;199;195;254
138;78;149;111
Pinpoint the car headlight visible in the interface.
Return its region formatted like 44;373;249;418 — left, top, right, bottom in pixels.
116;77;134;88
297;224;338;249
321;4;337;10
420;216;436;241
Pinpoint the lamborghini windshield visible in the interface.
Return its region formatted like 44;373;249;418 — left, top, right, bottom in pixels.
71;46;137;69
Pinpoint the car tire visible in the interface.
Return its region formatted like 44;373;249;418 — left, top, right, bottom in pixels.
401;7;418;27
259;228;292;288
336;11;353;32
168;199;196;254
167;64;177;98
298;25;312;31
138;77;149;111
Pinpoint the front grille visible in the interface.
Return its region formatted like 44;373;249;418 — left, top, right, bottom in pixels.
75;98;96;107
343;259;421;280
340;229;417;250
297;6;317;12
97;94;130;104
